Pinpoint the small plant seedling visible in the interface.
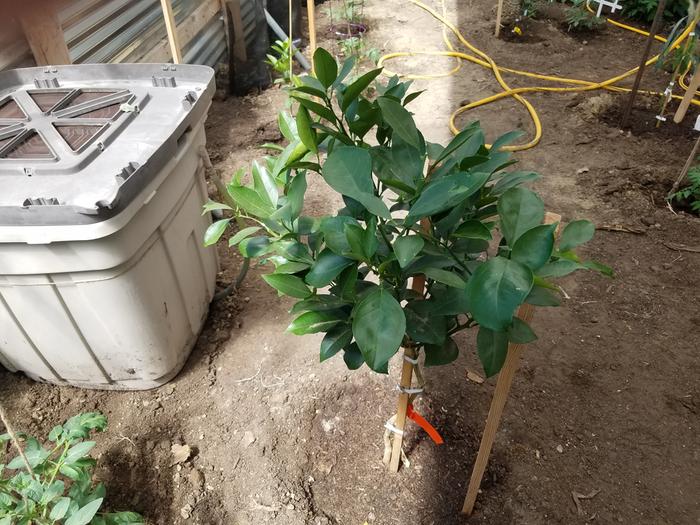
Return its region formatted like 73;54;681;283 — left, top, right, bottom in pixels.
565;0;605;31
0;412;143;525
206;47;612;380
265;39;300;87
670;164;700;212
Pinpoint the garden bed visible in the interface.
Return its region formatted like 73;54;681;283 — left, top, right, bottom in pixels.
1;0;699;523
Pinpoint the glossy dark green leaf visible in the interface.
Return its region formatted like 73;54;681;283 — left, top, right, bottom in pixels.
278;111;297;141
288;310;343;334
508;316;537;343
228;186;276;218
274;261;310;274
320;324;352;362
377;96;421;150
432;122;482;167
406;171;490;222
424;336;459;367
305;249;354;287
228;226;261;247
251;160;278;207
290;295;351;314
352;287;405;372
296;106;317;154
525;285;561;306
239;236;271;257
337;264;358;300
453;220;492;240
511;223;557;271
393;235;424;268
342;342;365;370
202;200;232;215
292;84;327;99
291;95;337;122
320;215;359;254
404;301;446;344
424;268;466;289
537;259;584;278
340;68;383;111
322;146;390;218
497;187;545;244
583;260;613;277
403;90;425;106
428;286;470;315
313;48;338;88
465;256;533;331
490;130;524;151
203;219;230;246
477;327;510;377
560;220;595;251
263;273;312;298
491;171;540;195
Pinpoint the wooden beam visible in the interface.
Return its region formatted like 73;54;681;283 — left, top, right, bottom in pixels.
18;0;71;66
160;0;183;63
226;0;248;62
143;0;221;63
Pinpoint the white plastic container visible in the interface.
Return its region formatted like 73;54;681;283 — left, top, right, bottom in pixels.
0;64;218;389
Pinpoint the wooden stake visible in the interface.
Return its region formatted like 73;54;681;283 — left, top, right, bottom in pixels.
160;0;183;64
494;0;504;38
620;0;667;128
673;69;700;124
462;212;561;515
19;0;71;66
307;0;317;69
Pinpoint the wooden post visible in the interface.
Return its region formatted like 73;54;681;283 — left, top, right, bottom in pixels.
620;0;667;127
668;134;700;198
227;0;248;62
673;69;700;123
19;0;71;66
307;0;317;67
160;0;183;64
494;0;504;38
462;212;561;515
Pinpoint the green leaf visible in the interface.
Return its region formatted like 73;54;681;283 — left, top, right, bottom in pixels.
465;256;533;331
228;226;261;247
64;441;95;465
508;316;537;344
491;171;540;195
525;285;561;306
288;310;343;334
428;286;470;315
393;235;424;268
320;325;352;362
560;220;595;251
203;219;230;246
537;259;584;278
511;223;557;271
313;48;338;88
453;220;492;240
290;295;351;314
65;497;103;525
295;106;317;154
404;301;446;344
305;249;354;287
424;268;466;289
320;215;359;254
239;236;271;257
321;146;390;218
490;130;524;151
352;287;406;372
583;260;614;277
202;200;232;215
228;186;276;218
59;464;81;480
406;171;490;222
340;68;383;111
50;497;71;520
377;97;421;150
345;218;378;261
497;187;545;244
263;274;312;299
251;160;278;207
292;95;337;123
48;426;63;442
7;444;49;469
274;261;310;274
424;336;459;367
477;327;509;377
342;343;365;370
278;111;297;141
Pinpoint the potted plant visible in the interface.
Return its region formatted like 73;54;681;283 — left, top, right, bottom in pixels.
205;48;610;380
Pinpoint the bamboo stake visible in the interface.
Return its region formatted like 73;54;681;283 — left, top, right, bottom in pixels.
462;212;561;515
620;0;667;127
494;0;504;37
0;401;35;478
160;0;183;64
307;0;317;68
668;134;700;197
673;68;700;123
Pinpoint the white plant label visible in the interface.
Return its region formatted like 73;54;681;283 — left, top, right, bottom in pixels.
591;0;622;18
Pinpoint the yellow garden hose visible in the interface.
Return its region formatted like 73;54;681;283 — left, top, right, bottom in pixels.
378;0;700;151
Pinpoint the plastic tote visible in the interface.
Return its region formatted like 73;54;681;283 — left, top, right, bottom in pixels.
0;64;219;390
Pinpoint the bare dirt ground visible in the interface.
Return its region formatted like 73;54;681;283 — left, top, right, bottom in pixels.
1;1;699;524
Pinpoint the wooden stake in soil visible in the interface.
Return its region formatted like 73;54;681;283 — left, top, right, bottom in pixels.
494;0;505;38
0;401;35;478
307;0;317;69
673;69;700;124
160;0;183;64
620;0;667;128
462;212;561;515
668;134;700;198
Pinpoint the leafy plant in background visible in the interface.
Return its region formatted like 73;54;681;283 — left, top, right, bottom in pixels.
670;165;700;212
265;39;300;87
622;0;687;22
205;48;611;377
0;412;143;525
565;0;605;31
338;37;381;69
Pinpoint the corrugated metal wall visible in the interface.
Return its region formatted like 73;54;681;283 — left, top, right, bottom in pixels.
0;0;230;71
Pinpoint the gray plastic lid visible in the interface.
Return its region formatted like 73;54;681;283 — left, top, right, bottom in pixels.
0;64;215;227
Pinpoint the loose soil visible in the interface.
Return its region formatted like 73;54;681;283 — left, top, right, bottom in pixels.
2;1;699;524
